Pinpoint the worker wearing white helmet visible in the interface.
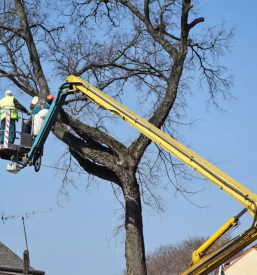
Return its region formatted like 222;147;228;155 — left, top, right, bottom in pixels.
0;90;30;144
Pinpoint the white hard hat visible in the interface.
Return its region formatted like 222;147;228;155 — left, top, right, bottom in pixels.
5;90;12;96
31;96;39;105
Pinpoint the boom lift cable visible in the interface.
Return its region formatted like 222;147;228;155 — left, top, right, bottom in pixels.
205;223;240;255
40;164;87;174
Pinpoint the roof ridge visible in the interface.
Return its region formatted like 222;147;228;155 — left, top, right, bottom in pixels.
0;241;27;269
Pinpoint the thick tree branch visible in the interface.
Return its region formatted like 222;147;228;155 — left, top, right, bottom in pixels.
144;0;151;25
53;121;119;171
188;17;204;30
59;109;114;155
14;0;50;97
129;80;178;163
59;109;128;156
129;0;198;163
0;23;24;38
180;0;192;40
70;148;122;187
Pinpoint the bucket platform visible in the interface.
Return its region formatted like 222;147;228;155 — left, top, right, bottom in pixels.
0;144;30;161
0;109;32;162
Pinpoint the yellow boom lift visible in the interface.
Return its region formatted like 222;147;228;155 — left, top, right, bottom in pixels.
1;75;257;274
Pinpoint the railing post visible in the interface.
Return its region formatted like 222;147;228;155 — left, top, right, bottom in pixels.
23;250;29;275
3;109;11;148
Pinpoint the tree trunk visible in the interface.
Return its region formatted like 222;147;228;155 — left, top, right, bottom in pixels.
122;174;147;275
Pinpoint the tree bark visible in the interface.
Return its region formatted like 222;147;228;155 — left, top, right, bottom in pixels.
121;171;147;275
14;0;50;97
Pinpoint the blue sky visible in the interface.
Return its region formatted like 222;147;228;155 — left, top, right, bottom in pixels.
1;1;257;274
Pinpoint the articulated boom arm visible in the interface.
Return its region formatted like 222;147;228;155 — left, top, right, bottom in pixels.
25;75;257;274
25;84;71;171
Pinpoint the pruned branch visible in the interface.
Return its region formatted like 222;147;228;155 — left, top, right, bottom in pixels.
188;17;204;30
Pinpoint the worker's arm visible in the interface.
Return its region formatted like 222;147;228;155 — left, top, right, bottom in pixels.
13;98;30;114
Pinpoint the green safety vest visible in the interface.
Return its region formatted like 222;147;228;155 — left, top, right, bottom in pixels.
0;96;18;121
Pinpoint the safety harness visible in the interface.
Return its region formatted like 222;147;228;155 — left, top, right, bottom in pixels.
34;100;50;110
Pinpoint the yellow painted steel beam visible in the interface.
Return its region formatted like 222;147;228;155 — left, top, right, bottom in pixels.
66;75;257;218
66;75;257;275
181;226;257;275
192;216;237;265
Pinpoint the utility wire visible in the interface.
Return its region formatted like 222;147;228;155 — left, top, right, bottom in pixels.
41;164;87;174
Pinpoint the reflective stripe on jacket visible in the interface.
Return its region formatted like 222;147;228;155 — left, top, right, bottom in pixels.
0;96;18;121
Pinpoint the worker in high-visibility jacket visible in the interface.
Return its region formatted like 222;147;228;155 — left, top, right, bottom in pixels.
0;90;30;144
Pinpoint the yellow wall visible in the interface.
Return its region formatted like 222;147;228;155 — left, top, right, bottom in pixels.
225;249;257;275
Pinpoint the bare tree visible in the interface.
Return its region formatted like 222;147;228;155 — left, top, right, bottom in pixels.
0;0;234;274
121;235;223;274
146;236;206;275
145;236;223;275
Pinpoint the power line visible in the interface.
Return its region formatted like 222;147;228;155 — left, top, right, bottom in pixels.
41;164;87;174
